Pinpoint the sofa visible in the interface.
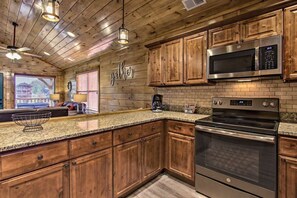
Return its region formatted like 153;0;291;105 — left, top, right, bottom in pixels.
0;107;69;122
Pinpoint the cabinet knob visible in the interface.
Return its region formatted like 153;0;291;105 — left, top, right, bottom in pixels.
152;126;156;131
63;163;69;169
92;141;97;146
174;125;182;130
72;161;77;166
37;154;43;161
128;133;133;137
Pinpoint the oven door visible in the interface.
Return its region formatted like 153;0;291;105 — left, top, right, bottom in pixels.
195;125;276;198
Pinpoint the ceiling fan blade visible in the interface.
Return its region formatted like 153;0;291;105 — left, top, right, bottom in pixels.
22;52;42;58
17;47;31;52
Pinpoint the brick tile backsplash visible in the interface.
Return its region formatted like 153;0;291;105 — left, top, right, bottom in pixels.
157;79;297;113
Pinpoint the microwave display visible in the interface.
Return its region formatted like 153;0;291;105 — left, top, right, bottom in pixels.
259;45;278;70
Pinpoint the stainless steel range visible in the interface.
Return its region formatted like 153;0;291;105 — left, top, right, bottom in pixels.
195;97;279;198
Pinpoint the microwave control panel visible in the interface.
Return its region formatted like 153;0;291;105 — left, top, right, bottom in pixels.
259;45;278;70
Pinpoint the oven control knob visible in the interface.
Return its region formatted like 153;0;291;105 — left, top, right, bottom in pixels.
218;101;223;105
213;101;217;105
262;101;269;107
270;102;276;108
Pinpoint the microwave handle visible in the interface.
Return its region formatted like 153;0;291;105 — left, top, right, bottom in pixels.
195;125;275;144
255;46;259;71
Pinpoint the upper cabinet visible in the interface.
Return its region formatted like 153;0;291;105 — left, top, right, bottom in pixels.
148;46;163;86
147;33;207;86
208;10;283;48
184;32;207;84
163;39;184;85
208;23;240;48
284;5;297;81
241;10;283;42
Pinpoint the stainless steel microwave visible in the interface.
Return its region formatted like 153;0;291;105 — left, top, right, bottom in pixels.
207;35;282;80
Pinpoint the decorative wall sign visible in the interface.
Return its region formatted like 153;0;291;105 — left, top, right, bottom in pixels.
110;61;134;86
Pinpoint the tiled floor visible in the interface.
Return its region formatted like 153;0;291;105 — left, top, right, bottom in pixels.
127;174;207;198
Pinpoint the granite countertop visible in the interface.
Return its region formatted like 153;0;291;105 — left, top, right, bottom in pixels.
0;111;208;153
278;122;297;137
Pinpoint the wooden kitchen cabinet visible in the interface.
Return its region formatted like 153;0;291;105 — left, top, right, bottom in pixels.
142;133;162;180
0;162;69;198
168;132;194;181
279;156;297;198
208;23;240;48
148;45;164;86
163;38;184;85
70;148;112;198
184;32;208;84
241;10;283;42
114;140;142;198
284;5;297;81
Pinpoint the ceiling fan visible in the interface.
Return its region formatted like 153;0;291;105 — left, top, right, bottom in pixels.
0;22;42;61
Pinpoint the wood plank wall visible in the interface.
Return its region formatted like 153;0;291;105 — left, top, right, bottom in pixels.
0;57;63;109
64;44;155;113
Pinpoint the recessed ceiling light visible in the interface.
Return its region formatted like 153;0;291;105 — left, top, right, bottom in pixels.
67;31;76;38
68;58;75;61
44;52;50;56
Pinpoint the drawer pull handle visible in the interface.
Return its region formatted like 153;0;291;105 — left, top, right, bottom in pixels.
92;141;97;146
174;125;182;130
37;154;43;161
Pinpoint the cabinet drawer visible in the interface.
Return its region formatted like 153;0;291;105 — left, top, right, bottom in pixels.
279;137;297;158
142;121;163;137
0;141;69;180
69;131;112;158
113;125;142;145
167;121;195;136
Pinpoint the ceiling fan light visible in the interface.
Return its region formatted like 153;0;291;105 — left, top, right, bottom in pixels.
118;27;129;45
42;0;60;22
6;51;22;60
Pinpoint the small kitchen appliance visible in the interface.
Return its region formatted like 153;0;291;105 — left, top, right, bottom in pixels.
152;94;163;113
195;97;279;198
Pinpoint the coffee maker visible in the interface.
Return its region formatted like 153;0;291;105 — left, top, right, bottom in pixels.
152;94;163;113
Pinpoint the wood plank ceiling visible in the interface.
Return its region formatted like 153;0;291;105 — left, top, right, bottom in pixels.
0;0;295;70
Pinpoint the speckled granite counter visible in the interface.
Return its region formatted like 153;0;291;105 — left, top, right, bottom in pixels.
0;111;208;153
278;122;297;137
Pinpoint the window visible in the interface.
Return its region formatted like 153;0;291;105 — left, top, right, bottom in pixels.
77;71;99;112
15;74;55;108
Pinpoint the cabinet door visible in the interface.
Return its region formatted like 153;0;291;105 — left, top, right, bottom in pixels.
142;133;162;180
241;10;283;42
70;148;112;198
168;132;194;181
284;5;297;80
148;46;163;86
163;39;183;85
279;156;297;198
0;163;69;198
114;140;142;198
208;23;240;48
184;32;207;84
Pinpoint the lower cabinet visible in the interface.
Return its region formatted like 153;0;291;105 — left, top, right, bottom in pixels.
114;140;142;198
70;148;112;198
279;156;297;198
113;133;162;198
168;132;194;181
0;162;69;198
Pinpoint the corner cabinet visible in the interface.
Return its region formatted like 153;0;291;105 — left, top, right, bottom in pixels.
284;5;297;81
279;136;297;198
147;32;208;86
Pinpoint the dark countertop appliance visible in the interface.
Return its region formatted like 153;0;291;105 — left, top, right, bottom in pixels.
152;94;163;113
195;97;279;198
207;35;282;81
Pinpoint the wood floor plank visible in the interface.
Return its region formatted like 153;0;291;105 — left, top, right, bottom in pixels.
127;174;207;198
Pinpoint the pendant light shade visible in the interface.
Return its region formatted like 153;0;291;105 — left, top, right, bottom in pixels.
118;0;129;44
42;0;60;22
6;50;21;60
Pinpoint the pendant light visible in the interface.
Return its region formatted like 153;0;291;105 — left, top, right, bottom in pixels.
42;0;60;22
118;0;129;44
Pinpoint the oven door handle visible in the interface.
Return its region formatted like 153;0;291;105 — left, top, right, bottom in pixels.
195;125;275;144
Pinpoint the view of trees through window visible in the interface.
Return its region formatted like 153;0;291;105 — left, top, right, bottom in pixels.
15;75;55;108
